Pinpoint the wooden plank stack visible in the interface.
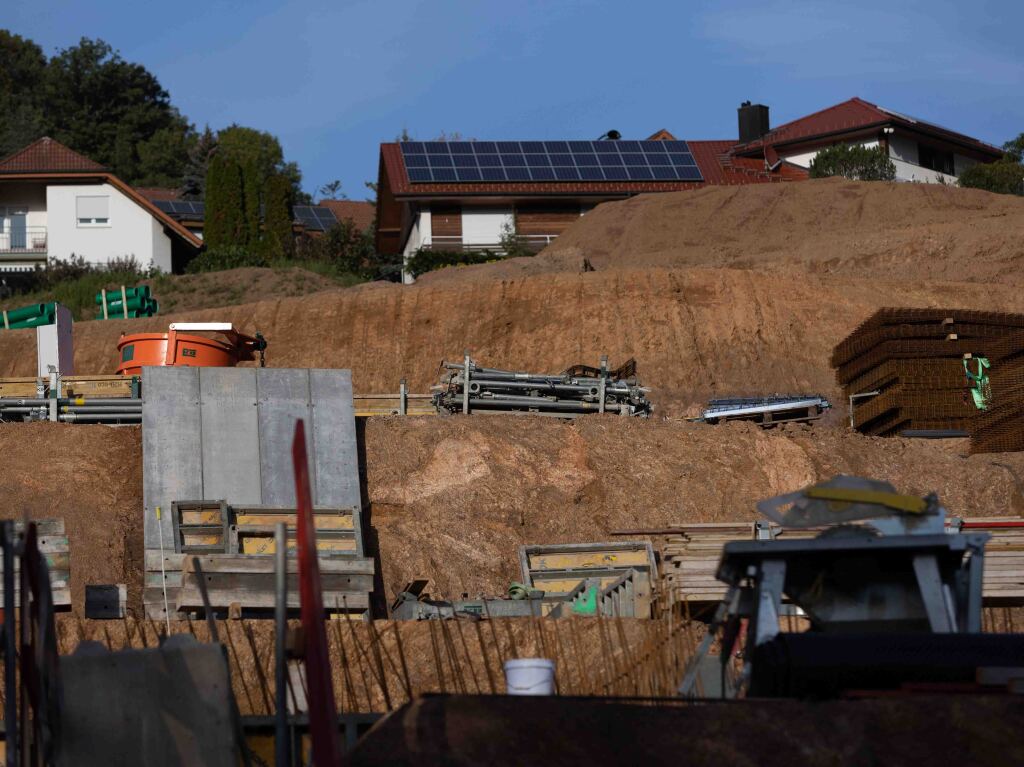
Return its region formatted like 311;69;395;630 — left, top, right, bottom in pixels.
0;519;71;609
658;518;1024;611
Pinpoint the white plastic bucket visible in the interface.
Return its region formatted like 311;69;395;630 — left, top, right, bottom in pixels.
504;658;555;695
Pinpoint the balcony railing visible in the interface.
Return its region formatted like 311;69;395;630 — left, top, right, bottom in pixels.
0;227;47;254
420;234;558;254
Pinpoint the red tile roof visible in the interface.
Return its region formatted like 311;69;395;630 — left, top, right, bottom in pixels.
734;97;1001;157
318;199;375;231
135;186;182;202
0;137;107;173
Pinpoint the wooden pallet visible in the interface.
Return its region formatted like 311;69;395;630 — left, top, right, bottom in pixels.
0;518;71;609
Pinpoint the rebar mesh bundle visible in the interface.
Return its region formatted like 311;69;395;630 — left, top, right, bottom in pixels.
833;308;1024;439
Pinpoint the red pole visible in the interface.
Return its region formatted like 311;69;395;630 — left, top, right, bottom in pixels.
293;420;341;766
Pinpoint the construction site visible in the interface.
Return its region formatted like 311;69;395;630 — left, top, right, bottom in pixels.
2;178;1024;765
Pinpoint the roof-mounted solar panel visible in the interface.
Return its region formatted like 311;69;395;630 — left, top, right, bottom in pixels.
399;139;702;183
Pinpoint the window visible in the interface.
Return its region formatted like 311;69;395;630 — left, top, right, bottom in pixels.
76;196;110;226
918;143;955;175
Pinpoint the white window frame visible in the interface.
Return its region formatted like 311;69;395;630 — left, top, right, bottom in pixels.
76;196;111;228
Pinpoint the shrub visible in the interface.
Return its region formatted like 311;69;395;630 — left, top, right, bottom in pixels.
958;160;1024;196
405;248;500;278
809;144;896;181
261;174;294;260
185;246;269;273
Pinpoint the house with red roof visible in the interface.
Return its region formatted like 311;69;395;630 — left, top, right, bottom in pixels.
0;137;202;273
375;98;1003;282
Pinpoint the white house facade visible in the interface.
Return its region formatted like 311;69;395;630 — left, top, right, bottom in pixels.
0;138;200;273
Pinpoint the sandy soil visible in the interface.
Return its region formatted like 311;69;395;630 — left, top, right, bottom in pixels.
4;417;1022;612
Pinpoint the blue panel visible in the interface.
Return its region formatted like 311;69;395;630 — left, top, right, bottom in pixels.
553;166;580;180
424;142;449;153
651;166;678;180
663;141;691;153
544;141;570;154
530;167;555;180
456;168;482;181
432;167;457;181
640;141;668;153
448;142;473;153
520;141;546;152
548;153;574;166
505;167;530;180
574;153;599;166
593;142;620;154
404;153;429;167
599;153;623;166
616;141;641;153
621;153;645;165
477;154;502;166
481;167;506;181
407;168;432;182
497;141;521;152
524;153;550;166
568;140;594;152
578;166;604;180
668;153;696;166
677;166;702;180
501;154;526;166
473;141;498;154
644;152;671;165
452;154;478;167
402;142;426;154
626;166;653;180
603;166;628;180
428;154;453;167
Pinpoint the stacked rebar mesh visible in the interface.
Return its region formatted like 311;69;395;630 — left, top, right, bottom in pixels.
433;356;653;417
832;308;1024;437
970;330;1024;453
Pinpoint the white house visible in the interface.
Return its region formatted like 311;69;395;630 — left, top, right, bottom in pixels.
0;137;201;273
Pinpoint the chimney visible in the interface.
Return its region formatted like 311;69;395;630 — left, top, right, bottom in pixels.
738;101;770;143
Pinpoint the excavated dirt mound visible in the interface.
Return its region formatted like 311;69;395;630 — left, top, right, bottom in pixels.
1;267;1024;417
4;417;1023;612
419;178;1024;285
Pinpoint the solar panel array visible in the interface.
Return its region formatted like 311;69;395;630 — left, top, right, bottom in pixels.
293;205;338;231
152;200;340;232
153;199;205;218
399;140;703;183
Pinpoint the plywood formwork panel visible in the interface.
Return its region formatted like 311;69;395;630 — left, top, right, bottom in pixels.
143;367;203;549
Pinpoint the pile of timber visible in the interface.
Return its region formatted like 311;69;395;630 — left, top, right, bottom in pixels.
832;308;1024;437
433;357;652;417
144;502;373;618
657;518;1024;611
0;519;71;609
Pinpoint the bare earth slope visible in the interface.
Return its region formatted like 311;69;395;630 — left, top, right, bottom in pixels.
419;178;1024;285
4;418;1021;611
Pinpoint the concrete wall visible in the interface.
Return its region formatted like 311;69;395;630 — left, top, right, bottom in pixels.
46;182;173;271
401;208;431;284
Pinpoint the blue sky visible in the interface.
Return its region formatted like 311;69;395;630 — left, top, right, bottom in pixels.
4;0;1022;199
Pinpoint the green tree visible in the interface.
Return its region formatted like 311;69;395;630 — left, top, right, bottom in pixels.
809;144;896;181
216;125;309;202
204;154;246;248
317;219;376;275
318;180;343;200
261;174;294;260
0;30;49;157
241;158;262;248
182;126;217;199
958;133;1024;196
43;38;193;183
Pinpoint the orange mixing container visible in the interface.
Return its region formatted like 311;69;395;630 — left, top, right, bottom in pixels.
116;323;266;376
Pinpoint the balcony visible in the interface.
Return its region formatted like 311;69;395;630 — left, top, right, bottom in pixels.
419;233;558;254
0;226;47;254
